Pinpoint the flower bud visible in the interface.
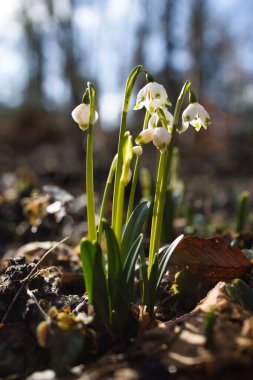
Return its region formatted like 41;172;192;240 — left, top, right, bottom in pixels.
132;145;143;156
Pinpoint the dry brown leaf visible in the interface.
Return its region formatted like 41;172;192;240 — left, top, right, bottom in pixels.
169;236;252;282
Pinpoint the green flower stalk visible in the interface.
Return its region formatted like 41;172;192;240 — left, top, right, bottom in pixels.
126;110;150;220
97;154;118;243
112;65;143;244
72;82;98;241
148;81;191;276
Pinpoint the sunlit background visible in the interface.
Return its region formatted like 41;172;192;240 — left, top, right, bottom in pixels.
1;0;253;190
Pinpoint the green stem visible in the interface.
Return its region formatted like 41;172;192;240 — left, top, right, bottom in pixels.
86;125;96;241
114;180;125;242
148;81;191;276
126;111;150;220
97;155;118;243
112;65;142;243
111;111;127;238
148;151;167;276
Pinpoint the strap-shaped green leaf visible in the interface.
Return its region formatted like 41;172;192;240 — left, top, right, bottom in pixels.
80;239;96;303
148;255;159;312
103;220;122;279
80;239;109;324
140;247;150;308
121;201;151;262
122;234;143;307
103;221;124;326
157;234;184;291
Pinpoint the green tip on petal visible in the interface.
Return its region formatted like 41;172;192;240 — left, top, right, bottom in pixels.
79;124;89;131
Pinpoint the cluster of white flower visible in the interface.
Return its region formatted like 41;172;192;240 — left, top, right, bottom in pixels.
71;81;211;154
134;82;211;152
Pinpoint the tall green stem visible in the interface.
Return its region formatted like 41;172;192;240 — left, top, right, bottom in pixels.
148;81;191;276
126;111;150;220
97;155;118;243
112;65;142;244
86;125;96;241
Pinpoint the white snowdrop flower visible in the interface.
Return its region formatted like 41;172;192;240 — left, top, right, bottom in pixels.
71;103;99;131
149;109;174;132
181;102;211;133
134;82;171;113
135;128;155;145
153;127;171;153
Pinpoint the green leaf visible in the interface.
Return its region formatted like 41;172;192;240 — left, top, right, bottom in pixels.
122;234;144;308
148;255;159;313
103;220;122;278
80;239;96;304
125;65;143;110
92;242;110;323
157;234;184;291
121;200;151;262
102;221;124;326
80;239;109;324
140;247;150;307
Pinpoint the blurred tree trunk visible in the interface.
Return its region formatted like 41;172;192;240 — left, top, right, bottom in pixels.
159;0;178;103
47;0;87;160
187;0;206;98
22;6;44;107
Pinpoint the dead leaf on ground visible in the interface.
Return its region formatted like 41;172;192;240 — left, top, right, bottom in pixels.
169;236;252;282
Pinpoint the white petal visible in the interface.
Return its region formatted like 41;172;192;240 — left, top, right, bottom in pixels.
71;103;90;125
190;118;202;131
134;86;147;110
135;128;154;144
197;104;211;125
163;109;174;126
145;98;161;113
153;127;171;148
182;102;198;122
179;121;189;134
148;113;158;129
72;104;98;127
148;82;168;104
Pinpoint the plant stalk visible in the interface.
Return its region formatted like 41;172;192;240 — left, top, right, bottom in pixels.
148;81;191;276
126;111;150;220
86;125;97;241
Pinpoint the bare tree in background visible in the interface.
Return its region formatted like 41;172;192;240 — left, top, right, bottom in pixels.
21;1;45;107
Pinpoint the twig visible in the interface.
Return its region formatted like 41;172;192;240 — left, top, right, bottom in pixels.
26;285;51;322
1;236;69;323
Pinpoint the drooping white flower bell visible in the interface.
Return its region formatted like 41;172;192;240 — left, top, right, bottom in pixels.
149;109;174;132
153;127;171;153
134;82;171;113
135;128;154;145
72;103;99;131
181;102;210;133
